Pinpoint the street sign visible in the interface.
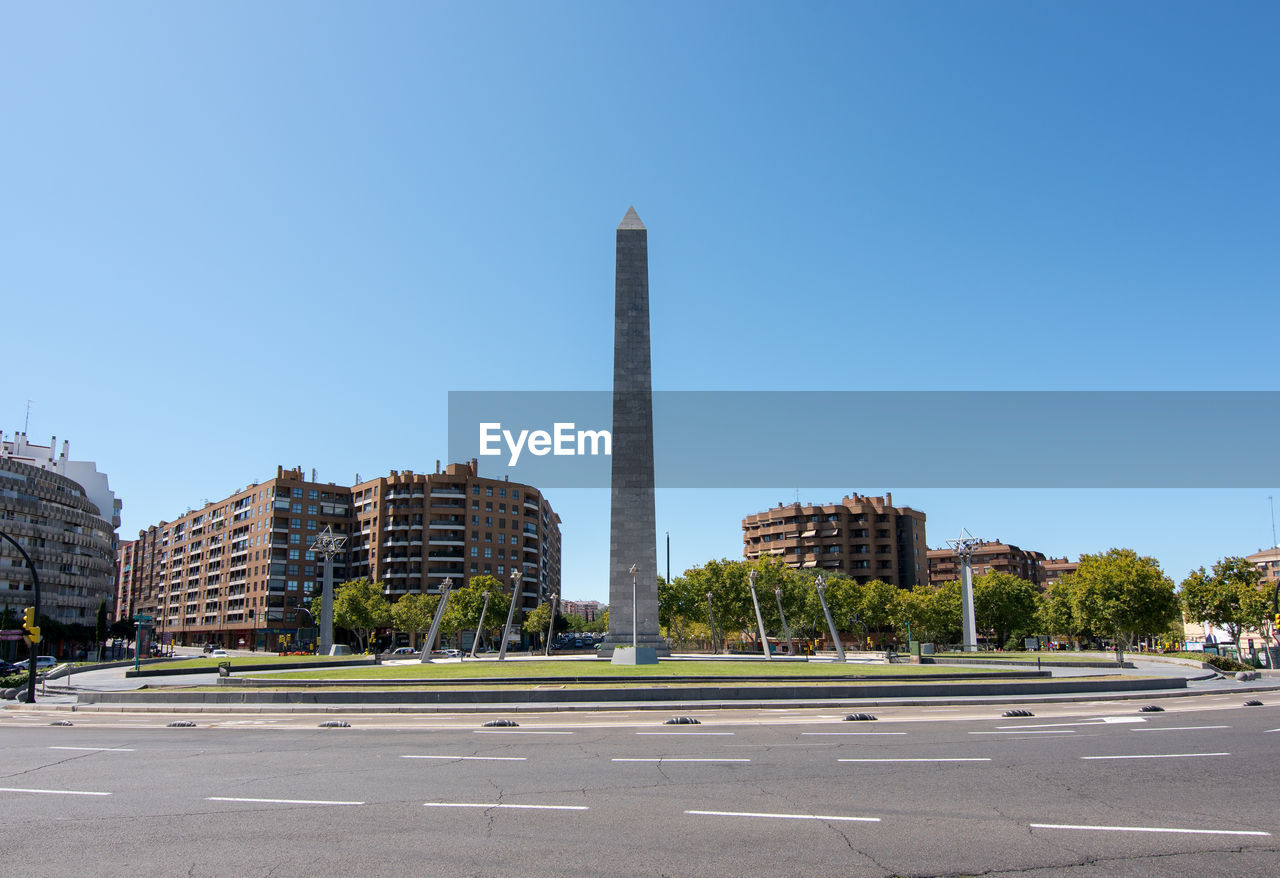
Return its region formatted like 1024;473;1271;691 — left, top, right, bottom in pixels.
134;615;153;623
0;629;25;641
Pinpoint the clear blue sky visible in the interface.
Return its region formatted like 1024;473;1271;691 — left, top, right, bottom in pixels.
3;2;1277;600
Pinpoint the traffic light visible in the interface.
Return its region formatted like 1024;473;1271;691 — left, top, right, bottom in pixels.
21;606;41;643
1274;613;1280;629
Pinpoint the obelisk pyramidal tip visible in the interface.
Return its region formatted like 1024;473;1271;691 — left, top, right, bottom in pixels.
618;205;645;230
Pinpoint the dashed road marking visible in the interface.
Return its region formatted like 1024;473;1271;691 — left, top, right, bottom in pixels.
838;757;990;763
802;732;907;737
1081;752;1230;760
207;797;364;805
1;787;112;796
423;802;587;811
1130;725;1230;732
401;755;527;761
49;746;137;752
687;809;879;823
612;757;750;763
1030;823;1269;837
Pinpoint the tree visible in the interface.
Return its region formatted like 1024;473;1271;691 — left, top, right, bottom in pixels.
859;579;899;642
1180;556;1268;651
441;575;510;648
329;578;393;652
974;572;1038;648
1038;579;1085;644
889;583;959;645
583;610;608;634
1067;548;1179;658
95;599;109;662
523;602;553;648
390;593;438;650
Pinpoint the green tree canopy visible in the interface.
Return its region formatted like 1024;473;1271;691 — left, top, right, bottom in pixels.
1179;556;1268;650
441;575;510;646
328;578;392;652
1067;548;1179;654
390;592;438;649
974;572;1039;647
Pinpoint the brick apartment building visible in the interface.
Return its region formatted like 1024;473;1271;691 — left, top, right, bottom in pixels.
116;461;560;651
927;540;1048;586
347;460;561;615
561;600;605;622
742;492;927;587
1041;556;1080;586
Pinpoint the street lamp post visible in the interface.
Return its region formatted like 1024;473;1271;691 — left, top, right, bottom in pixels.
706;591;719;654
310;526;346;656
544;590;557;657
747;569;772;661
0;528;41;704
814;574;846;662
419;577;453;663
948;529;980;653
498;568;521;661
630;563;638;650
774;586;794;656
470;591;491;659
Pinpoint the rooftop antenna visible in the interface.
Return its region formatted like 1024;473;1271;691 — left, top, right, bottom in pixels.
24;399;32;434
1271;495;1277;549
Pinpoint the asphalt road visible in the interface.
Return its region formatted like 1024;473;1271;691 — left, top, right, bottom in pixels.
1;696;1277;877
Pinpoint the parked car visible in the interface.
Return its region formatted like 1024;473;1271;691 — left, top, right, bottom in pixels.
444;649;461;658
34;656;59;670
391;647;415;655
209;649;229;658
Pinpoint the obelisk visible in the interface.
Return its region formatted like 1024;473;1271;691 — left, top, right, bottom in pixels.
604;206;667;658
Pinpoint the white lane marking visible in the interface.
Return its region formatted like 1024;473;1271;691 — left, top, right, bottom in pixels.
400;755;527;761
0;787;112;797
802;732;907;737
423;802;587;811
1130;726;1230;732
207;797;364;805
472;730;573;735
838;758;990;763
636;732;735;736
1030;823;1269;837
48;746;138;752
970;731;1075;735
997;717;1145;730
687;810;879;823
1081;752;1230;760
612;757;750;763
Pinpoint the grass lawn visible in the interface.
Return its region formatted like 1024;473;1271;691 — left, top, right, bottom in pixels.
933;652;1119;662
249;660;1006;681
145;655;371;671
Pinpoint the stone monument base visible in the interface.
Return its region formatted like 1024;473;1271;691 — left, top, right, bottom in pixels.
610;646;659;666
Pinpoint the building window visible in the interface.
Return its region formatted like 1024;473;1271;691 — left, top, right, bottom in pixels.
288;550;300;560
484;548;492;558
308;490;318;500
292;488;303;499
307;520;317;530
292;503;302;514
499;488;506;498
470;547;478;557
498;565;505;575
485;487;493;497
291;518;301;528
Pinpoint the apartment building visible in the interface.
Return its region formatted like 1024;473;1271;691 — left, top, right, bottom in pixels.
561;600;605;622
1041;556;1080;587
1248;546;1280;594
117;466;353;651
0;455;117;625
346;460;561;615
118;461;562;650
742;492;927;587
927;540;1048;586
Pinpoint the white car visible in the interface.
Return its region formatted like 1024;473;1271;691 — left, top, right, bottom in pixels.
209;649;229;658
391;647;415;655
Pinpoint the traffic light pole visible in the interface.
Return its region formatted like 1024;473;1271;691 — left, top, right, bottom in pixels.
0;528;41;704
